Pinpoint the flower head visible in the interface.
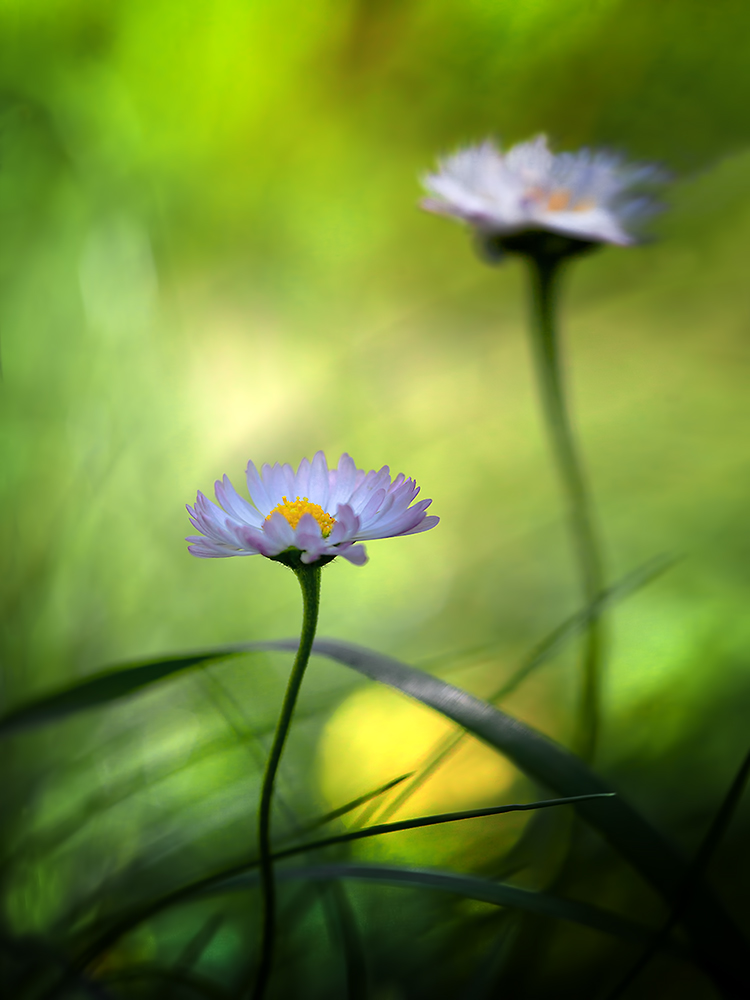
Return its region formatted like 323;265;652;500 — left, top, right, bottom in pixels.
421;135;662;249
187;452;439;567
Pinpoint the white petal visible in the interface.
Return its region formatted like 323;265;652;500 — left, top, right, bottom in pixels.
216;476;263;527
294;456;312;497
328;453;357;509
337;543;368;566
262;511;295;553
247;462;274;513
308;451;330;508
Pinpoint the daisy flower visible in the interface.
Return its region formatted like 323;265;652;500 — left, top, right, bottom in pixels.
421;134;661;248
186;451;439;567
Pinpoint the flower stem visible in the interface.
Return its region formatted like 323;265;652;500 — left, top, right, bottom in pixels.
251;562;321;1000
526;253;606;762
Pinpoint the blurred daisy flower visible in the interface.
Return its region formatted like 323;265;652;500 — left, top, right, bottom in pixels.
421;135;662;250
187;451;439;567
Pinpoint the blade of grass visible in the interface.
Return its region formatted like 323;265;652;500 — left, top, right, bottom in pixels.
270;794;614;860
201;862;668;948
0;556;672;740
298;773;414;834
61;793;629;987
374;555;676;825
175;913;225;974
319;881;368;1000
607;745;750;999
262;637;749;998
98;966;232;1000
0;651;241;736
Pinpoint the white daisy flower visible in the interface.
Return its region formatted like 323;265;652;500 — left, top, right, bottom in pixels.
187;451;439;567
421;135;661;248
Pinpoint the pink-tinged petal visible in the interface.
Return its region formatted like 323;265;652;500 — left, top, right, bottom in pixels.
188;494;240;544
398;514;440;536
348;467;394;513
328;503;359;544
234;524;266;553
300;549;325;564
294;456;312;497
360;480;416;527
262;511;295;553
188;453;437;563
421;136;662;245
337;543;368;566
328;453;357;508
259;462;277;497
307;451;330;508
358;499;433;539
278;462;297;499
246;462;273;513
359;487;387;522
264;462;295;503
188;542;230;558
187;533;255;557
294;512;325;547
216;476;263;527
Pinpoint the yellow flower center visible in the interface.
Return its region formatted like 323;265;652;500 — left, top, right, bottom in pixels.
548;189;597;213
265;496;336;537
545;189;573;211
528;187;596;213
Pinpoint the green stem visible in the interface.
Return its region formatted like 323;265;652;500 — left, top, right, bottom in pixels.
250;563;321;1000
526;253;606;762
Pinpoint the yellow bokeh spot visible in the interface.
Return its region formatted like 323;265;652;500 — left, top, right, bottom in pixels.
317;685;517;826
265;495;336;536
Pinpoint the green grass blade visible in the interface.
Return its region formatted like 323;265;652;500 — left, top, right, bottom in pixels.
203;862;664;948
607;744;750;999
0;651;238;736
277;794;614;858
299;772;415;833
373;555;676;826
265;637;748;997
98;966;232;1000
319;881;369;1000
67;795;615;976
1;557;672;739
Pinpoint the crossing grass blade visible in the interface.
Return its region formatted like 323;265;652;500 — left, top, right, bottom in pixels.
275;794;615;858
299;773;415;833
258;637;749;999
61;794;630;984
0;557;673;739
0;651;240;736
198;862;668;948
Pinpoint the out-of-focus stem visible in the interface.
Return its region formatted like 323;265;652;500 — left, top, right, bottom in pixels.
526;253;606;762
251;563;321;1000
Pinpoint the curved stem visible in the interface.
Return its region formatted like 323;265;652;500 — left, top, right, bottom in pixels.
526;254;606;762
251;563;321;1000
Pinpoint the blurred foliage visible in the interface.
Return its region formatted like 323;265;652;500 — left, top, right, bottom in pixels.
2;1;750;998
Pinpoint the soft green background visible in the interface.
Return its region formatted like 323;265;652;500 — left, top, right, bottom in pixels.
2;2;750;996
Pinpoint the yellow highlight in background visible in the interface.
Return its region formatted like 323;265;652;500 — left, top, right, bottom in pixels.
317;683;519;825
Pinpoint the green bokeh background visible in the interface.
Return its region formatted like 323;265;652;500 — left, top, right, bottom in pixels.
2;2;750;997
